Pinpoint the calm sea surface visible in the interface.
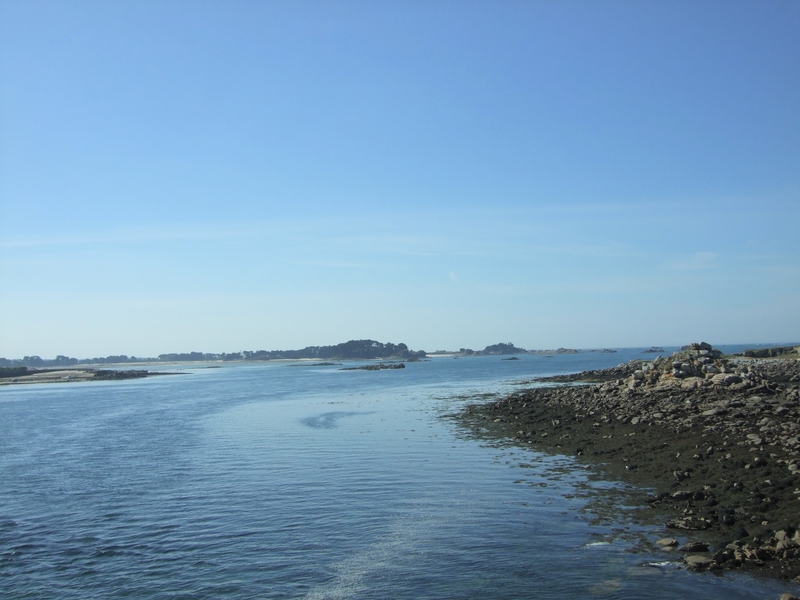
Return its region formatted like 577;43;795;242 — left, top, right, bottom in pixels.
2;348;798;599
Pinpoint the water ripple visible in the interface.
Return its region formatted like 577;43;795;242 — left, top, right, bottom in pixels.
300;411;374;429
1;357;797;599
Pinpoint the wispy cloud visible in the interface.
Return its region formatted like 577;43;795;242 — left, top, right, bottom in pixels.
0;225;250;249
662;252;718;271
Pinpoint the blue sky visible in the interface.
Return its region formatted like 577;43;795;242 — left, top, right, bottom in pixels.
1;0;799;358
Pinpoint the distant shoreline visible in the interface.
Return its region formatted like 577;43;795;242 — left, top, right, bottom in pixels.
4;340;799;370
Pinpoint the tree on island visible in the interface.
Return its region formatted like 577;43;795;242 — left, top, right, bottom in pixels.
155;340;424;362
480;342;527;355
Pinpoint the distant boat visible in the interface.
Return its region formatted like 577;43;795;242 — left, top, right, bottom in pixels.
643;346;665;353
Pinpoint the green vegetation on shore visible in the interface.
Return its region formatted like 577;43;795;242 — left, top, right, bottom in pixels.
0;366;31;379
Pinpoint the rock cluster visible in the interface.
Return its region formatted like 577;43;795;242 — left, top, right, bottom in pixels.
340;362;405;371
456;343;800;581
741;346;800;359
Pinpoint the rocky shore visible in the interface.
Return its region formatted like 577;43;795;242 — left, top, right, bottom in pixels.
455;343;800;583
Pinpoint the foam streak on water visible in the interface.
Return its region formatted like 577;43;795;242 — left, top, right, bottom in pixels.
1;352;798;598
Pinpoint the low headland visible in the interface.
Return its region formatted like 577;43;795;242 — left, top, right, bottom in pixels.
454;342;800;582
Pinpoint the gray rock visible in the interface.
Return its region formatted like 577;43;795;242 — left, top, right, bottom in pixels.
681;377;705;390
684;555;714;570
666;517;712;530
656;538;679;547
673;470;690;483
680;541;709;552
712;547;737;563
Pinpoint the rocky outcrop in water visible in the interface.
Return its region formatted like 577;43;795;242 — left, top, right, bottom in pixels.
340;362;405;371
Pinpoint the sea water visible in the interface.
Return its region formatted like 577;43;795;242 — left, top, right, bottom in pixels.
2;349;798;598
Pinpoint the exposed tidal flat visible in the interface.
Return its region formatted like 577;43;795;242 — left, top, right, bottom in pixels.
0;368;175;386
2;349;800;598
